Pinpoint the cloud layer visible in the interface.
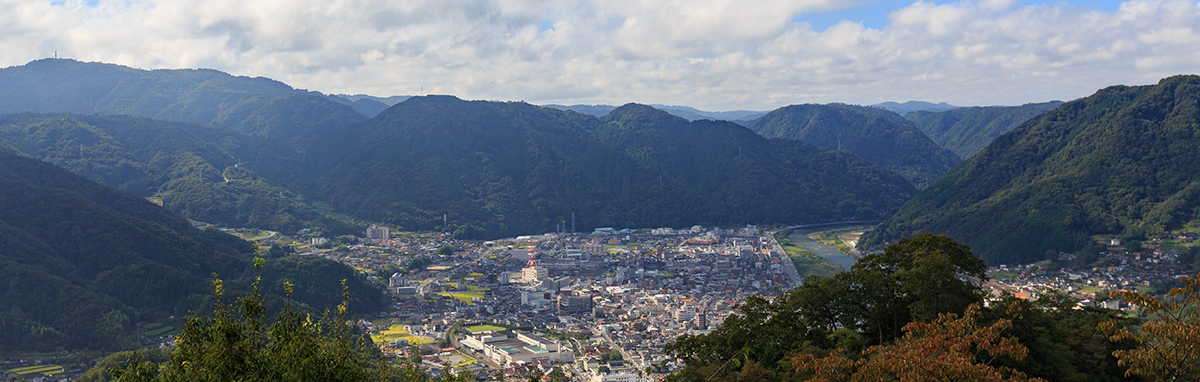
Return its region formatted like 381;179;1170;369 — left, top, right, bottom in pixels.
3;0;1199;110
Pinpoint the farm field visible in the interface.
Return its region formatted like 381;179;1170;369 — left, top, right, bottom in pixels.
371;324;431;346
7;365;63;376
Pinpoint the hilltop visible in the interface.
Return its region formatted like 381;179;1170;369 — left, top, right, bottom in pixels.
748;103;962;189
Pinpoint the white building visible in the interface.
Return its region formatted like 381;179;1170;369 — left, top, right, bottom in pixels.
366;225;390;241
523;258;548;283
461;330;573;365
592;372;639;382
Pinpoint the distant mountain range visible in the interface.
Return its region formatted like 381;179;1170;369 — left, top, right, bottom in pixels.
906;101;1064;159
21;58;1200;268
0;60;924;239
0;59;368;150
307;97;916;238
747;103;962;189
862;76;1200;264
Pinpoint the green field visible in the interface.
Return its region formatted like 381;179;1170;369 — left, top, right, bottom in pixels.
465;325;507;333
438;292;484;305
371;324;431;346
808;229;857;256
775;232;842;279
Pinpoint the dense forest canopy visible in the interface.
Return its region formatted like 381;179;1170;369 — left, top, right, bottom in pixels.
863;75;1200;264
0;151;384;353
0;113;316;232
906;101;1064;159
664;234;1139;382
748;103;962;189
308;98;916;239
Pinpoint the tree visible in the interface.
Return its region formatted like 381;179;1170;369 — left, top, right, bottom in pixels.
793;304;1043;382
107;258;407;382
1100;272;1200;381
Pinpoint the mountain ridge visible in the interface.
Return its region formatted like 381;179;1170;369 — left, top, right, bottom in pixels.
747;103;962;189
861;75;1200;264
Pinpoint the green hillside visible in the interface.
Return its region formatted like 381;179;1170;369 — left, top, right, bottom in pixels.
906;101;1064;159
593;104;916;224
309;97;916;239
862;75;1200;264
0;152;384;352
0;113;314;232
0;59;365;150
748;103;962;189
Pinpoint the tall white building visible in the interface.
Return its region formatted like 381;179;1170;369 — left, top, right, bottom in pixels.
366;225;390;241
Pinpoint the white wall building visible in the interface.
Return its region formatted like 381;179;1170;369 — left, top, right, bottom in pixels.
366;225;390;241
461;330;573;366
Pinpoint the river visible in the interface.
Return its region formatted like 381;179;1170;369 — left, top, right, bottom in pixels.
785;225;871;271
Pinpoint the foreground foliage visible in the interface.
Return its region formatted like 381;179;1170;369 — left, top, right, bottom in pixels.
664;233;1139;382
1101;273;1200;381
793;304;1040;382
109;262;463;382
865;75;1200;264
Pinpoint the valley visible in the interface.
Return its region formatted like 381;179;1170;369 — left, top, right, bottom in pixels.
3;59;1200;381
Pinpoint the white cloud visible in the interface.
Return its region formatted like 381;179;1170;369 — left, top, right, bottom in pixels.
2;0;1200;110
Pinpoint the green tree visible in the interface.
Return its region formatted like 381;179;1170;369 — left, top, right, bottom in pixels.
1100;272;1200;381
108;259;399;382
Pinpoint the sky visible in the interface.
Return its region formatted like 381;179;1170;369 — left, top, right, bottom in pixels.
1;0;1196;111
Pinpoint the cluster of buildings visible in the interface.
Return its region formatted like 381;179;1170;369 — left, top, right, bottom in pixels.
307;224;796;380
985;241;1194;309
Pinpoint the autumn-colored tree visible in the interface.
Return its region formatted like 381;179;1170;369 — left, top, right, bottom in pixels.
1099;272;1200;381
793;304;1043;382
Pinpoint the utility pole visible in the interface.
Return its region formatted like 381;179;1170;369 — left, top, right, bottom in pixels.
572;212;576;233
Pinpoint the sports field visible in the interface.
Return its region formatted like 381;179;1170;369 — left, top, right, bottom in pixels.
465;324;507;333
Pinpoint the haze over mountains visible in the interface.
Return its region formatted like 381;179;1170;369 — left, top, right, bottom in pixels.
8;57;1199;268
0;59;936;240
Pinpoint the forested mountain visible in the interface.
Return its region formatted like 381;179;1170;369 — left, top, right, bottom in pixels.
0;59;366;150
307;97;916;239
0;113;314;232
862;75;1200;264
0;152;384;353
0;59;918;239
748;103;962;189
906;101;1064;159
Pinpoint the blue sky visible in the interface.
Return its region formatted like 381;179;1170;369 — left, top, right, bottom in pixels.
801;0;1124;31
5;0;1199;110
